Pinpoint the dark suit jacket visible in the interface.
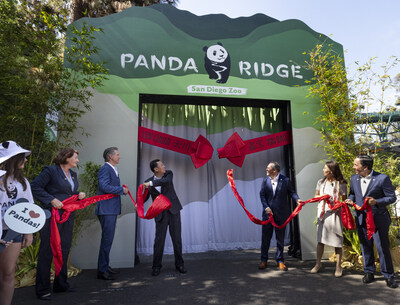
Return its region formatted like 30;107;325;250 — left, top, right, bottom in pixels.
260;174;299;226
96;163;124;215
31;165;79;209
348;170;396;226
145;170;182;221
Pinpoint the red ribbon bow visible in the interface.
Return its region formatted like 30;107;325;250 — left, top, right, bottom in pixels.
138;126;213;168
218;131;292;167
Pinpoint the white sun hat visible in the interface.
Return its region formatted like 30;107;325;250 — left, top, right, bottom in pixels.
0;141;31;164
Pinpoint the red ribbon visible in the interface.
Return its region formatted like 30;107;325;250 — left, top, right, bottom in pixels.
218;131;292;167
138;126;213;168
51;193;116;277
127;184;172;219
51;185;171;276
227;169;375;239
352;198;375;240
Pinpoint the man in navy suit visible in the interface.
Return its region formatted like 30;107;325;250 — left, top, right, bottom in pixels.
96;147;128;280
143;159;186;276
259;161;300;271
345;154;398;288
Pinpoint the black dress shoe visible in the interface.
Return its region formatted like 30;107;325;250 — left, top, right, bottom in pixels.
107;267;120;274
386;277;398;288
362;273;375;284
152;267;161;276
176;265;187;274
38;293;52;301
97;271;115;280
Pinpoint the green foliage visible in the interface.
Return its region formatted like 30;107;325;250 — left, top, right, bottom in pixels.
15;234;40;277
343;229;361;256
72;161;101;244
305;43;359;180
0;0;108;181
78;161;102;197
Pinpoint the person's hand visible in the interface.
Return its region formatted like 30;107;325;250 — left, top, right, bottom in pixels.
123;186;129;195
265;207;272;214
51;198;63;209
368;198;377;206
297;199;302;206
345;199;354;207
143;182;150;189
0;239;13;248
21;234;33;248
78;192;86;200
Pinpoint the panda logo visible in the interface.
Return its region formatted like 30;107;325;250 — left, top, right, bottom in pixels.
203;42;231;84
6;181;18;200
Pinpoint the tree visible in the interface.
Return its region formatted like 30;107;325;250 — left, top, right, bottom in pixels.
305;44;400;183
304;43;359;178
0;0;107;179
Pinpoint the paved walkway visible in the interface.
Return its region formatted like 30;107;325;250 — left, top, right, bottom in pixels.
12;250;400;305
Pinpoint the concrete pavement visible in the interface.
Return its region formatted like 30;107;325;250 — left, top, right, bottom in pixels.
12;250;400;305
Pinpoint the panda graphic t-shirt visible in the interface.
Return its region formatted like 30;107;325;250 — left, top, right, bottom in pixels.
1;177;33;230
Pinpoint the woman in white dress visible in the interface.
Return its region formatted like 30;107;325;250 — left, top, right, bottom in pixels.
311;161;347;277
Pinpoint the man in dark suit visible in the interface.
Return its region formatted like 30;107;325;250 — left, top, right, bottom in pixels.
345;154;398;288
259;161;300;271
96;147;128;280
143;159;186;276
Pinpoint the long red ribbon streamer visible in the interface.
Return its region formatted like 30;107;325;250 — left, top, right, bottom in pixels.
227;169;375;238
51;185;171;276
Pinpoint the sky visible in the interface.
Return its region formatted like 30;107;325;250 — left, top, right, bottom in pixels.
178;0;400;108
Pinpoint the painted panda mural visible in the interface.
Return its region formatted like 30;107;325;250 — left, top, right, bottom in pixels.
203;42;231;83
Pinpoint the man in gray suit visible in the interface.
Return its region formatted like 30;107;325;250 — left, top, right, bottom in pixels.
143;159;186;276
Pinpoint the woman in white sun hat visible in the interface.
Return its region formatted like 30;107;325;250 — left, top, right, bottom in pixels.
0;140;33;305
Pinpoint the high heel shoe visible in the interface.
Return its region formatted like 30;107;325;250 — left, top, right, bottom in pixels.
334;268;343;278
311;264;321;273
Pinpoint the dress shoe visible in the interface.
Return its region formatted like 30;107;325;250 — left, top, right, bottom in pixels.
176;265;187;274
386;277;398;288
258;261;267;270
310;264;321;274
278;262;288;271
107;267;120;274
38;293;52;301
152;267;161;276
362;272;374;284
97;271;115;280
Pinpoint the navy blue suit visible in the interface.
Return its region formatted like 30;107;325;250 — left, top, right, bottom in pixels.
260;174;299;263
144;170;184;269
31;165;79;296
348;170;396;278
96;163;124;273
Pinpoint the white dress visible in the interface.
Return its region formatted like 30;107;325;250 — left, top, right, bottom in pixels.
316;179;347;248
